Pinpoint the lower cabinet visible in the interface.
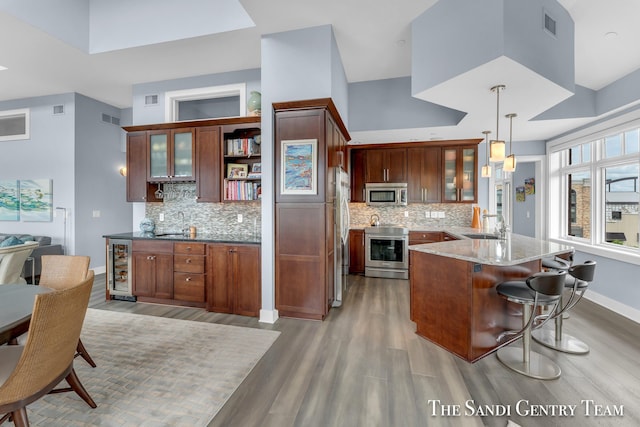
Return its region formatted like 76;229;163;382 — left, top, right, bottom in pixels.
132;240;174;299
348;229;365;274
207;243;261;317
173;242;206;303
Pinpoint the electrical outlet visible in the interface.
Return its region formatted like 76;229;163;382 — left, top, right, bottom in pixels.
159;213;164;221
404;211;409;218
237;214;243;223
438;211;445;218
92;210;100;218
430;211;438;218
425;211;430;218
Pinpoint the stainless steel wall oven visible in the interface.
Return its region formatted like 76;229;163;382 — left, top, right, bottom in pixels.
364;226;409;279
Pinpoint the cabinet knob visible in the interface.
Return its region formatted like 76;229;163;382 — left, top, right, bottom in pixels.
185;277;192;282
186;258;192;263
147;255;155;260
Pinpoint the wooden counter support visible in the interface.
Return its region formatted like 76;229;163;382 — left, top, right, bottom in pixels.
410;250;541;363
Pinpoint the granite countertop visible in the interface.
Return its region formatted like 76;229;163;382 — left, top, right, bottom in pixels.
409;232;573;266
103;232;261;245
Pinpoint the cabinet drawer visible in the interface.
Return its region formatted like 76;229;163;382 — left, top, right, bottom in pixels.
132;240;173;253
174;242;205;255
174;254;205;273
173;273;205;302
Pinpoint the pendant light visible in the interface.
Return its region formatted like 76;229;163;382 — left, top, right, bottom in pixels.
489;85;506;162
481;130;492;178
503;113;517;172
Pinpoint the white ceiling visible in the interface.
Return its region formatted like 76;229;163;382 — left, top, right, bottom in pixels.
1;0;639;143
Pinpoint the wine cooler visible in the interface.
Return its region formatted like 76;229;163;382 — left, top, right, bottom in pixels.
106;239;135;301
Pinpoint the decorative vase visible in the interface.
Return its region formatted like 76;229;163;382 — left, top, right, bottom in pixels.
139;218;155;233
247;91;261;116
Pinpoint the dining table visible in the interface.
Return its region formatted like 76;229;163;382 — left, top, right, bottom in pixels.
0;284;51;346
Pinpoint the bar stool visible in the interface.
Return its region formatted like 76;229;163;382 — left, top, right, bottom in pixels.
495;270;567;380
532;261;596;354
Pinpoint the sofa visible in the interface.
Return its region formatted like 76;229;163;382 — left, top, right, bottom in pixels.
0;234;64;281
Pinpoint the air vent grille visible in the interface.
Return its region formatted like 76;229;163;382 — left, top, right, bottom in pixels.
102;113;111;123
544;11;557;36
101;113;121;126
53;105;64;115
145;95;159;105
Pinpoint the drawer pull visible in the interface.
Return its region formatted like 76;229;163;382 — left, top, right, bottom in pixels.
185;277;192;282
147;255;155;260
186;258;192;263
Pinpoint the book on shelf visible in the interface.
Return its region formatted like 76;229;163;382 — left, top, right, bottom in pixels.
225;137;261;156
224;179;262;201
247;172;261;179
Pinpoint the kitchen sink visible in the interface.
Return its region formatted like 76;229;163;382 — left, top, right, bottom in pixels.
462;233;500;240
154;232;186;237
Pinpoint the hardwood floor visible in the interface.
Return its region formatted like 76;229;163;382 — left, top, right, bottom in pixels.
89;274;640;427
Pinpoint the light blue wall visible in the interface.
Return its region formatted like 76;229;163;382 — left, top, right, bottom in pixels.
0;94;76;247
511;162;536;237
349;77;466;132
74;94;130;268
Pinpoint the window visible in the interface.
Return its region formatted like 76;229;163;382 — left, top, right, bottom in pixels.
0;108;30;141
548;118;640;261
164;84;246;122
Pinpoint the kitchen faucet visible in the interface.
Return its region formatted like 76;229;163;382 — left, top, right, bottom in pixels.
483;212;508;239
177;211;187;235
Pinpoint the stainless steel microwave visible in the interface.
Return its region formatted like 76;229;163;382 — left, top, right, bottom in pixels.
365;183;407;206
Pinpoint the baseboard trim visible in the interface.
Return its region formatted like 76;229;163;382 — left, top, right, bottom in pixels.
585;290;640;324
93;265;106;275
259;309;279;324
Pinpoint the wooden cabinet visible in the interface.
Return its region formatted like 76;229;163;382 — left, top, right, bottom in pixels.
195;126;222;203
207;243;261;317
222;124;261;201
366;148;407;183
348;229;365;274
148;128;195;182
442;146;477;203
173;242;206;303
126;132;150;202
132;240;173;299
407;146;441;203
350;149;366;202
409;231;443;245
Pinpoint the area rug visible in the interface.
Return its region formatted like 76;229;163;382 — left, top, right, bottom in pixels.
28;308;280;427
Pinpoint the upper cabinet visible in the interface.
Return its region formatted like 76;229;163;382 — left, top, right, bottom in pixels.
442;146;477;203
366;148;407;183
148;128;195;182
349;140;479;204
123;116;261;204
407;146;441;203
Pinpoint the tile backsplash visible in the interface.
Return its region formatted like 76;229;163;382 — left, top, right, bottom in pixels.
144;183;260;238
349;202;474;228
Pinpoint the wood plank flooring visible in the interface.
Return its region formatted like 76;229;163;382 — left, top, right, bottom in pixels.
89;274;640;427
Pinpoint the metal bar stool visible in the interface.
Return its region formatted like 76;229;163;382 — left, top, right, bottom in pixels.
496;270;567;380
532;261;596;354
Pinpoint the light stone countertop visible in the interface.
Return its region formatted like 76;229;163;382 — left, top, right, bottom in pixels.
409;231;574;266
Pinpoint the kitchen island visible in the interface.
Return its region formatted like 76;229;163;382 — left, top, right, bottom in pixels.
409;233;573;362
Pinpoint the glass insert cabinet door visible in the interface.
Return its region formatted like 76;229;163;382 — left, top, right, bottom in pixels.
148;129;194;180
443;147;476;202
172;130;193;178
149;132;168;179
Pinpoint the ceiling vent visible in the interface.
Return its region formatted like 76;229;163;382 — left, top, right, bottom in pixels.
543;10;557;37
53;105;65;115
145;94;159;105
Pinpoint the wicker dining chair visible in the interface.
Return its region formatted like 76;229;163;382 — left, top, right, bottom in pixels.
38;255;96;368
0;272;96;427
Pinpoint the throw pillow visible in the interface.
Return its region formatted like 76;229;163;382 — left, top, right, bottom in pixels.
0;236;24;247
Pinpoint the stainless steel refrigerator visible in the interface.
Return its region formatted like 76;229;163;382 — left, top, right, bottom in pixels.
333;167;350;307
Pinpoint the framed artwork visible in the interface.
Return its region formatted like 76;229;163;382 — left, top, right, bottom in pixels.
251;163;262;173
19;179;53;221
281;139;317;195
0;180;20;221
516;186;526;202
227;163;248;179
525;177;535;195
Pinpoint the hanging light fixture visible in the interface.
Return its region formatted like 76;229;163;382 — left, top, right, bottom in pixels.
489;85;506;162
481;130;492;178
503;113;517;172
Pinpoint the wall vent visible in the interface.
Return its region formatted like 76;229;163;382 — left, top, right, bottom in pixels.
544;10;557;37
53;105;65;115
102;113;111;123
145;94;159;105
111;116;120;126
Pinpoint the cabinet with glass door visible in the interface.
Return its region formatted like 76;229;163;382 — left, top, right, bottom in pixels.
442;146;477;203
148;128;195;182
